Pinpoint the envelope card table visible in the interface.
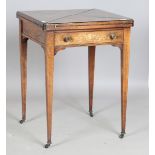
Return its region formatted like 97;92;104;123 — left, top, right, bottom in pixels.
16;9;134;148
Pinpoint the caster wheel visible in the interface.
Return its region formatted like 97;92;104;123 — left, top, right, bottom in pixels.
44;143;51;148
119;132;125;138
19;119;25;124
89;111;94;117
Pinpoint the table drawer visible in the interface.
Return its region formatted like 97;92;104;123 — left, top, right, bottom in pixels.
55;30;123;46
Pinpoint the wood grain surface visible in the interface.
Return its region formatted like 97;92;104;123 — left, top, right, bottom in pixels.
17;9;134;30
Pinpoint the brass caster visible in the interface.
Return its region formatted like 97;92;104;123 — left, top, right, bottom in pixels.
119;132;125;138
89;111;94;117
44;143;51;148
19;119;25;124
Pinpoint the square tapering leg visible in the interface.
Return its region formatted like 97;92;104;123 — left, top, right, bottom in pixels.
19;20;28;124
88;46;96;117
119;28;131;138
44;33;55;148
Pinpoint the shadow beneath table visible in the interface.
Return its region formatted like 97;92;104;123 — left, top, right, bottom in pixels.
52;127;95;147
126;125;148;137
94;102;117;115
26;112;45;122
6;110;45;123
6;112;44;147
55;95;88;114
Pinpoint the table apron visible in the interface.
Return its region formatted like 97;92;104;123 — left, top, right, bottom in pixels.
55;29;124;47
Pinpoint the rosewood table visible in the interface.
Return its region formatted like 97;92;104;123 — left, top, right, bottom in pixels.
16;9;134;148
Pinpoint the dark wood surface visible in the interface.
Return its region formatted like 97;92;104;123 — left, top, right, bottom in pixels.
17;9;133;30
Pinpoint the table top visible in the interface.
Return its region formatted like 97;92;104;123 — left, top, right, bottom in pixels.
17;9;134;30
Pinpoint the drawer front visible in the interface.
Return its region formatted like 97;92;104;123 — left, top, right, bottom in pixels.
55;30;123;47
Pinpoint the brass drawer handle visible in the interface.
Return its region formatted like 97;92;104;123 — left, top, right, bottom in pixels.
63;36;73;42
109;33;117;40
